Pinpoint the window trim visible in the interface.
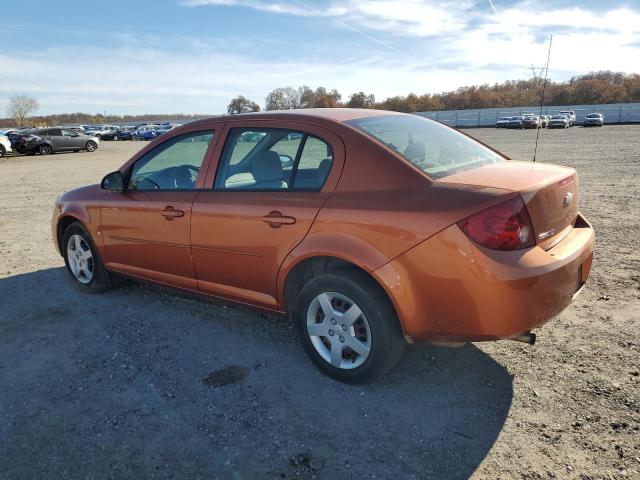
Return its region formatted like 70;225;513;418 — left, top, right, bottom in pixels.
213;127;333;193
125;129;215;192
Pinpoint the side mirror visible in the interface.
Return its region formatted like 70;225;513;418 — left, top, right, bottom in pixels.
279;154;294;168
101;171;124;192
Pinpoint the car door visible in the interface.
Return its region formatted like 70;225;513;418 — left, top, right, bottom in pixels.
61;129;84;149
100;129;217;289
191;122;344;309
45;128;66;151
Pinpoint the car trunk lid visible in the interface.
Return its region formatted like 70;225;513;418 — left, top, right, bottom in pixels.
441;161;579;249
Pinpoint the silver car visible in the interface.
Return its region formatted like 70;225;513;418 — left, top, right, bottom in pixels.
18;127;100;155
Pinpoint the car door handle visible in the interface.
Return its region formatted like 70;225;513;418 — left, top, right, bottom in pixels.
161;206;184;220
261;211;296;228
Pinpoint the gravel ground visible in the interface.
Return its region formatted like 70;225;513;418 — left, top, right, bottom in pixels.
0;126;638;479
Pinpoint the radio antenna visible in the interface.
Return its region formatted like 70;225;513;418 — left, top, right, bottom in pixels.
533;34;552;163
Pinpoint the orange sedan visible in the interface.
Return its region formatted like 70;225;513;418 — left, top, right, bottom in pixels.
52;109;594;382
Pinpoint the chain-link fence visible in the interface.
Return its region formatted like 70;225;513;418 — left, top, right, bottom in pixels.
416;103;640;127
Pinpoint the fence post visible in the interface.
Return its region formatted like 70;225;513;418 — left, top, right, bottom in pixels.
618;106;623;124
455;112;458;127
478;112;481;127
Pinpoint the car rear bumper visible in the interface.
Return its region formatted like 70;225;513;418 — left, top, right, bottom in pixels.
374;213;595;343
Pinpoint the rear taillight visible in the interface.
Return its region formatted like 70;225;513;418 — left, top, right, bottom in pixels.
457;196;535;251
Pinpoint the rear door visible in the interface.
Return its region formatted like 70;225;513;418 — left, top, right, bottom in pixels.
100;129;217;289
191;121;344;308
46;128;66;150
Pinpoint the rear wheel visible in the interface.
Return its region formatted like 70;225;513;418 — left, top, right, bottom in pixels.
295;270;405;383
86;140;97;152
38;144;53;155
62;223;112;293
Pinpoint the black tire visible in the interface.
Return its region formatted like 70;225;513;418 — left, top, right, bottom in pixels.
294;269;406;383
86;140;97;152
0;145;5;158
38;144;53;155
61;222;112;294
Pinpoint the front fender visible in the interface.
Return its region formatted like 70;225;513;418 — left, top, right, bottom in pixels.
52;185;104;256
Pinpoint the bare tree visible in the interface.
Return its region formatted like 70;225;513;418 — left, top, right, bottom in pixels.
7;95;39;126
227;95;260;115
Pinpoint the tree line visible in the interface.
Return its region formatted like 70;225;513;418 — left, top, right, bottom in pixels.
228;71;640;114
2;71;639;127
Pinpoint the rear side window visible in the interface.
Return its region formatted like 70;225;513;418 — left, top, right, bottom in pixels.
346;115;503;180
214;128;333;191
293;136;333;190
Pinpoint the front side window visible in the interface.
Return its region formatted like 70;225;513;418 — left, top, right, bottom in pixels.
346;115;503;180
128;130;214;191
215;128;333;191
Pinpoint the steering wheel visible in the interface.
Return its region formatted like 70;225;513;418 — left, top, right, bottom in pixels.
172;164;200;188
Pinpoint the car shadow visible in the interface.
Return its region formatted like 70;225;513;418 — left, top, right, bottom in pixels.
0;267;513;479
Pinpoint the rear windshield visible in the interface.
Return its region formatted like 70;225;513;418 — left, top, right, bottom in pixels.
345;115;504;180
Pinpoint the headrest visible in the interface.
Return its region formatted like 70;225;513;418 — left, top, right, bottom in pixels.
252;150;283;182
403;141;426;163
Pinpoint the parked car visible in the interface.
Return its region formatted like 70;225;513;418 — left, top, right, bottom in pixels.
522;115;541;129
101;127;135;141
85;125;118;139
539;115;550;128
135;128;160;141
133;125;160;140
0;133;12;158
17;127;99;155
495;116;510;128
5;128;35;149
548;115;571;129
51;109;594;382
507;116;524;129
558;110;576;126
583;113;604;127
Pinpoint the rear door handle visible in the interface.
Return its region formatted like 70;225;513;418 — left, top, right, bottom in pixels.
261;211;296;228
162;206;184;220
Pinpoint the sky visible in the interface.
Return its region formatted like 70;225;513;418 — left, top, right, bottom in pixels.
1;0;639;115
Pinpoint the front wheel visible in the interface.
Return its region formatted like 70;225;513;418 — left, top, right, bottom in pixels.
0;145;5;158
86;140;97;152
62;223;112;293
295;270;406;383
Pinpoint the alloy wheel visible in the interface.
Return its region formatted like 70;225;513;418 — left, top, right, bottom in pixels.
67;234;94;284
306;292;371;369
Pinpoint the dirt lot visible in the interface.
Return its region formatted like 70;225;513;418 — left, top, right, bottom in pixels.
0;126;638;479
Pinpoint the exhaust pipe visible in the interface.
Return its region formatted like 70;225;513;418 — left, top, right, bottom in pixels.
510;332;536;345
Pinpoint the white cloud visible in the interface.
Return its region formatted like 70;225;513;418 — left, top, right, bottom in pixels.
181;1;640;72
